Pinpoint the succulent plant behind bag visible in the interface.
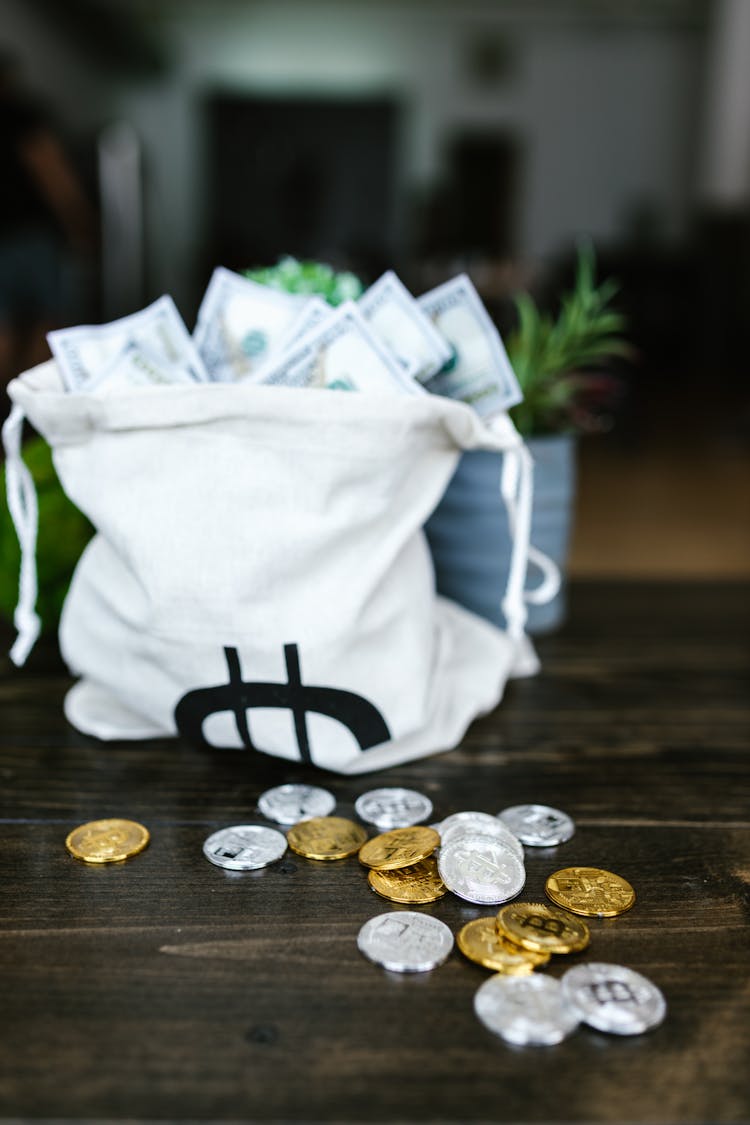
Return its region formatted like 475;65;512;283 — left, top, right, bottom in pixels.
506;245;631;438
244;256;363;305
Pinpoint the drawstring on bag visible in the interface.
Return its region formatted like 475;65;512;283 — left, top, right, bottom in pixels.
2;404;41;665
500;445;534;638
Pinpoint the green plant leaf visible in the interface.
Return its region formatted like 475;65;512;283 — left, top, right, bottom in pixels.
244;257;363;305
508;245;630;435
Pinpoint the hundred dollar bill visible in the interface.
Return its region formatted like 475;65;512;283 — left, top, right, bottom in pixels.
359;270;452;383
277;295;332;351
193;266;307;382
252;301;422;396
418;274;522;418
91;344;198;395
48;296;208;393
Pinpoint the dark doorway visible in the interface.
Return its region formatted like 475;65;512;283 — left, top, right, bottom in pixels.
206;94;400;278
413;131;521;261
449;132;521;257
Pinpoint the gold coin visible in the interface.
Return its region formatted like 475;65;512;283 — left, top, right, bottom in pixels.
367;856;447;903
65;818;150;863
496;901;590;954
358;825;440;870
545;866;636;917
286;816;367;860
457;917;551;974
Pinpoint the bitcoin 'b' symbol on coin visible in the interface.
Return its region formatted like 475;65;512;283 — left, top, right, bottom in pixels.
175;645;390;765
522;914;566;937
588;979;639;1005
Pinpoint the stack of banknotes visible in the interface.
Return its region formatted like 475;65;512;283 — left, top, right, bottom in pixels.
47;267;522;420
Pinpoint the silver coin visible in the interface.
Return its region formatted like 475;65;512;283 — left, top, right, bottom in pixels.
474;974;580;1046
357;911;454;973
498;804;575;847
355;787;433;830
257;784;335;825
438;832;526;905
203;825;287;870
440;816;524;861
439;810;503;837
561;963;667;1035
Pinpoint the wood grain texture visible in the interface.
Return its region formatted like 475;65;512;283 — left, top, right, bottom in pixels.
0;582;748;1123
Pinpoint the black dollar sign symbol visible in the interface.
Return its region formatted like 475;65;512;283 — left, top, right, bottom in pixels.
174;645;390;765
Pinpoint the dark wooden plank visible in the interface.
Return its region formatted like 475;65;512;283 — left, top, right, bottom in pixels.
0;582;748;1122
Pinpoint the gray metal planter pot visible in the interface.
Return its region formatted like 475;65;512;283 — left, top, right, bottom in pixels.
424;434;576;634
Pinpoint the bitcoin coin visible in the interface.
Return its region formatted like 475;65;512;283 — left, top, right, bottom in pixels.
561;963;666;1035
434;811;500;836
357;911;453;972
367;856;447;903
439;810;518;844
65;818;150;864
355;787;433;830
497;902;590;954
474;974;580;1046
438;832;525;905
498;804;575;847
439;815;524;862
457;918;550;974
287;816;367;860
358;826;439;870
203;825;287;870
257;784;335;825
545;866;636;917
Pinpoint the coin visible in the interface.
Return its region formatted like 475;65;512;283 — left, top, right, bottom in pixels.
439;816;524;862
287;816;367;860
561;963;666;1035
440;811;503;836
358;826;440;870
203;825;287;870
545;866;636;917
65;818;150;863
355;787;433;830
457;918;550;974
438;832;525;905
257;783;335;825
496;901;590;954
357;911;453;973
368;856;447;903
498;804;575;847
474;974;580;1046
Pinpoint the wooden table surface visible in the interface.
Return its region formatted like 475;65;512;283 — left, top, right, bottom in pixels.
0;581;748;1124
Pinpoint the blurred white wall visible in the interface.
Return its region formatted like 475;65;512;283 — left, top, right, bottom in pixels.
698;0;750;207
2;0;708;312
111;0;705;306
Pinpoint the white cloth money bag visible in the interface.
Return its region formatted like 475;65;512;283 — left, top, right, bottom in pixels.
3;360;558;774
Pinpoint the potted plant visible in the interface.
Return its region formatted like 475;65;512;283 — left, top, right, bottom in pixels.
425;246;630;633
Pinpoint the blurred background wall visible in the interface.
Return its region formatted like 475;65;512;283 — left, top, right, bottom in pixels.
1;0;748;578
